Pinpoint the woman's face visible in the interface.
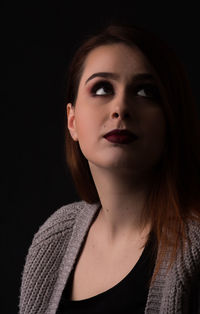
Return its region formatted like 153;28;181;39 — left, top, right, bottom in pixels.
67;43;166;176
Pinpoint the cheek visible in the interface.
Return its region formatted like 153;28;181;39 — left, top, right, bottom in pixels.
75;106;99;142
143;109;165;133
150;117;165;137
143;110;166;147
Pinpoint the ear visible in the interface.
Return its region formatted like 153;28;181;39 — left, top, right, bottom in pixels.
66;103;78;141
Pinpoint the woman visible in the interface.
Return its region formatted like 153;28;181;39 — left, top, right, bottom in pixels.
19;22;200;313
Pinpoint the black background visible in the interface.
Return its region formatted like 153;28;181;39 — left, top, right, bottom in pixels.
6;1;200;313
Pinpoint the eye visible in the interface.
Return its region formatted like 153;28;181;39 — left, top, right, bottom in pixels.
91;81;114;96
136;84;161;100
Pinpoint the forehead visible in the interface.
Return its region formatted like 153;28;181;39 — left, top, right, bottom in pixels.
80;43;155;84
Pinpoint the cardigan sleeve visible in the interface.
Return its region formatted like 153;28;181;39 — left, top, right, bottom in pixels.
18;202;81;314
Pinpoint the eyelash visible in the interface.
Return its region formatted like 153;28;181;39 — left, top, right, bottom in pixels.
90;80;161;100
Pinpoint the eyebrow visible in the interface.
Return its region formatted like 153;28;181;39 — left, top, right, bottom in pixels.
85;72;156;85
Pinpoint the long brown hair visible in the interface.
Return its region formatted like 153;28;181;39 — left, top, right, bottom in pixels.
64;21;200;280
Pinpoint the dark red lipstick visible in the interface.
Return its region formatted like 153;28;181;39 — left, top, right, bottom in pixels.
103;129;138;144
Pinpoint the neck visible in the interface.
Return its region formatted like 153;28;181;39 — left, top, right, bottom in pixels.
89;163;154;244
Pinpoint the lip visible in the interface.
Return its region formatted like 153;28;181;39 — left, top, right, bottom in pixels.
103;129;138;144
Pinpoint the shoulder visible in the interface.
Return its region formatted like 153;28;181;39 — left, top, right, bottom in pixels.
30;200;91;249
185;215;200;248
24;199;101;260
180;217;200;311
178;216;200;276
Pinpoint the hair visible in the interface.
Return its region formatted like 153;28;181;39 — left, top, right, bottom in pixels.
63;21;200;282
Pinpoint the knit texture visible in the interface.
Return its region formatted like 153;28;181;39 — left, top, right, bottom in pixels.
19;200;200;314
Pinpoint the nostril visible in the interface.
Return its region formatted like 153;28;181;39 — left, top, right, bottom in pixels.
112;112;129;119
113;112;119;118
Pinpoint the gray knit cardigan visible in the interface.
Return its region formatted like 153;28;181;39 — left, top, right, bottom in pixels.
19;200;200;313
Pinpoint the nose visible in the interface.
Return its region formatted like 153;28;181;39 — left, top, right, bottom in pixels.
111;91;130;120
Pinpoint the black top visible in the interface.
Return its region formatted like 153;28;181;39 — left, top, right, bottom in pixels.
57;234;156;314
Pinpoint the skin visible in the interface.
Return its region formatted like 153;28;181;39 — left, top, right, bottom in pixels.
67;43;166;248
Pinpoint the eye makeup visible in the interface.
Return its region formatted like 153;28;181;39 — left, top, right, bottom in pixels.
133;83;161;101
89;79;161;101
90;80;114;96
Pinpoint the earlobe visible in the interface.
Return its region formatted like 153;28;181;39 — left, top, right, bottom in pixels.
66;103;78;141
